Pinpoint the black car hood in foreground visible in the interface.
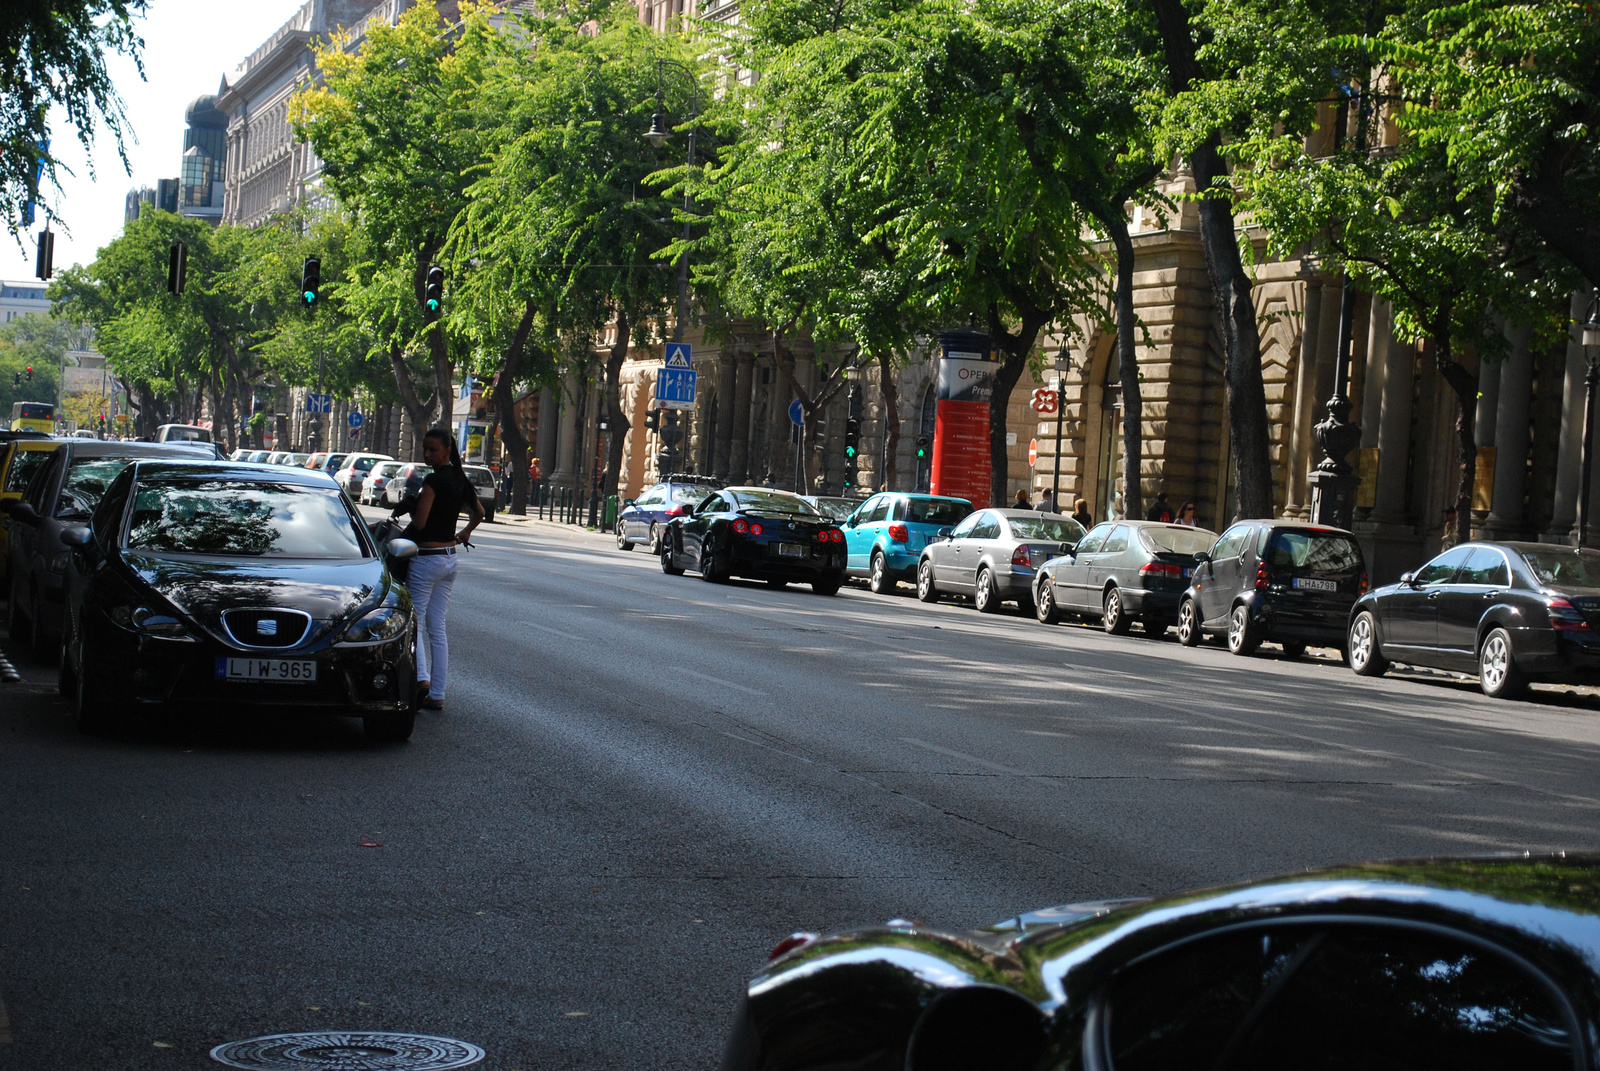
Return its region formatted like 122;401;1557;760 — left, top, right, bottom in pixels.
727;855;1600;1071
125;552;388;642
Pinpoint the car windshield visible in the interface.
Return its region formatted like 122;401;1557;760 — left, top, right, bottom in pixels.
58;457;136;516
1141;526;1217;556
905;498;972;525
1266;530;1363;573
1008;516;1087;542
732;490;820;515
1520;549;1600;588
4;448;52;492
669;484;712;504
351;456;384;473
126;480;366;558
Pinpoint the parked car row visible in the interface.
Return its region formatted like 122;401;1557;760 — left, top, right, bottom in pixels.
621;473;1600;701
220;449;497;519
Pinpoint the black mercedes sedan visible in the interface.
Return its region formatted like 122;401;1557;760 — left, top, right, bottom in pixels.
57;461;420;740
1348;541;1600;698
660;486;846;594
722;854;1600;1071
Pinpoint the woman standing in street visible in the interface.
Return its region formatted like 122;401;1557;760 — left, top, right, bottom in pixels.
408;428;484;711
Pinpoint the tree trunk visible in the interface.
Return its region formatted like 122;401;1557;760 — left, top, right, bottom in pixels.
1105;215;1145;521
1150;0;1275;519
495;298;537;515
1436;343;1478;547
877;351;901;492
772;329;852;492
986;300;1049;509
389;343;435;460
207;366;230;454
603;307;632;501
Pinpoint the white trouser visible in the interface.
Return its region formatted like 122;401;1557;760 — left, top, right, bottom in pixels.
408;551;459;700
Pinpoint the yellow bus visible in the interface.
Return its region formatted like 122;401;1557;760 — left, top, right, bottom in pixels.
9;401;54;434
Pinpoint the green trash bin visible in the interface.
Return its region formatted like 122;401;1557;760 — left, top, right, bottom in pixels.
602;494;618;529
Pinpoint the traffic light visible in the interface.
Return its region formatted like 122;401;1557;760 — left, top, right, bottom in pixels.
644;408;660;431
34;229;54;280
11;372;18;388
25;365;33;382
301;255;321;308
166;241;188;294
915;435;930;459
843;418;860;460
424;264;444;319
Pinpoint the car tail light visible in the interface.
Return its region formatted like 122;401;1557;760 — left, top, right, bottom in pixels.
1140;562;1181;578
1547;596;1591;631
769;932;819;960
1359;571;1369;594
888;523;909;543
665;505;685;517
819;529;842;543
1012;545;1032;567
750;522;763;535
733;519;749;533
1256;562;1270;590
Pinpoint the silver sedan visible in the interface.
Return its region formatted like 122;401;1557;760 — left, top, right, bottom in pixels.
915;508;1086;613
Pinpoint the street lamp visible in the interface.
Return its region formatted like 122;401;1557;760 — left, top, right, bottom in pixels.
1051;344;1071;509
644;58;701;477
1577;289;1600;546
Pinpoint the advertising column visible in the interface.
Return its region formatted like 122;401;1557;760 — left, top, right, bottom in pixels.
931;328;994;508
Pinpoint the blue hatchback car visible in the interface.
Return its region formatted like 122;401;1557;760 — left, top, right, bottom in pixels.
842;492;974;594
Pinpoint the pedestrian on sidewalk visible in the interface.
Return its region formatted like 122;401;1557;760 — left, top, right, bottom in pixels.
1147;492;1175;523
409;428;484;711
1037;487;1055;514
1012;487;1033;510
1071;498;1093;529
1177;501;1198;526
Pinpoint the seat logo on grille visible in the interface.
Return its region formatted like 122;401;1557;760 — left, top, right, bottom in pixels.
257;619;279;636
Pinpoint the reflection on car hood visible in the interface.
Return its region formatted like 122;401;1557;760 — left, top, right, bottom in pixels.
123;553;386;633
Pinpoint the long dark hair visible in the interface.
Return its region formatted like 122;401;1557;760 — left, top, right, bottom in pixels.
424;427;466;483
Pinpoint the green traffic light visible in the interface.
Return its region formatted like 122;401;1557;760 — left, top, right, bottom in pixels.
844;446;857;458
304;290;316;304
427;299;440;312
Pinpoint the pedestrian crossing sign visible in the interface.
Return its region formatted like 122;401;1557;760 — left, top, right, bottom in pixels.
665;343;692;368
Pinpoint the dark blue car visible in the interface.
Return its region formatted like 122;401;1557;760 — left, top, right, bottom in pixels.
616;474;720;553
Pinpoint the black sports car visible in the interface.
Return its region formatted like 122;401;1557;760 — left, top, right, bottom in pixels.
1348;541;1600;698
723;854;1600;1071
660;486;846;594
58;461;420;740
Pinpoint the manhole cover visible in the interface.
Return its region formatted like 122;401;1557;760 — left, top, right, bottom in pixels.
210;1032;485;1070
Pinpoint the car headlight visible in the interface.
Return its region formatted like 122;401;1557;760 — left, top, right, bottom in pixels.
338;606;409;646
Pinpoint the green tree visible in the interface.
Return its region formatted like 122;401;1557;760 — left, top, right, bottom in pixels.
0;313;77;418
1;0;148;238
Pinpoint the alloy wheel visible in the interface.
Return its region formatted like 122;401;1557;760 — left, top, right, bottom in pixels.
648;523;662;554
1226;605;1258;655
975;568;999;613
1177;599;1200;646
616;522;632;550
1349;612;1387;676
1478;628;1525;698
916;561;938;603
1103;588;1129;635
1036;582;1059;624
869;552;890;594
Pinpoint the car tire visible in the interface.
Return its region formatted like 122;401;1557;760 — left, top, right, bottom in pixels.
1478;626;1528;699
616;521;634;551
74;631;113;735
1177;599;1202;647
1280;640;1308;660
660;537;684;576
701;545;728;583
1102;587;1131;635
364;711;416;742
868;551;894;595
975;567;1000;614
1035;580;1061;624
648;523;662;554
812;578;842;596
1226;604;1260;656
1348;610;1389;677
7;578;31;643
916;560;939;603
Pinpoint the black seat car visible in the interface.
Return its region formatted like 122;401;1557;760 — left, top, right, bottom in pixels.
1348;541;1600;698
1177;520;1367;657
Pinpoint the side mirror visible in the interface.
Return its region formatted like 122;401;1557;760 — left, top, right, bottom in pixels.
1193;551;1212;564
60;525;92;547
625;498;636;507
386;538;419;560
1400;571;1417;587
845;517;858;528
1059;542;1076;556
937;526;955;541
7;501;40;526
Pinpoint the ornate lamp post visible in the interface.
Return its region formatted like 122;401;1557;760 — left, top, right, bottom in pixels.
645;59;700;477
1577;290;1600;546
1052;345;1071;508
1307;266;1363;529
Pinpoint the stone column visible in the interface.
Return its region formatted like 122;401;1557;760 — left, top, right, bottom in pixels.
552;370;579;488
1370;321;1416;524
1476;351;1502;449
1546;292;1590;541
1358;300;1389;452
729;353;755;483
711;353;737;481
536;386;558;475
1284;277;1326;517
1484;324;1534;537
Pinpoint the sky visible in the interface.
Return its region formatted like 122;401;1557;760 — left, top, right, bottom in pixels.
2;0;313;284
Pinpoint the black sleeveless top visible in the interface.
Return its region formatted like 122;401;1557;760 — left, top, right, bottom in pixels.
414;469;471;543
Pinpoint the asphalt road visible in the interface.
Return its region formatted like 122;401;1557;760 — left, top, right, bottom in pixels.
3;511;1600;1069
